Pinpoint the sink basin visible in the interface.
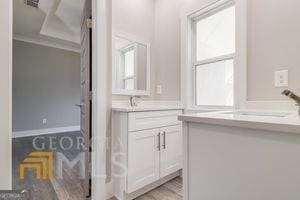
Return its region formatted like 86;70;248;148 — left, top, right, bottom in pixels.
221;111;292;118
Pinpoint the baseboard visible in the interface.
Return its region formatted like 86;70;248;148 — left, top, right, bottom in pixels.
13;126;80;138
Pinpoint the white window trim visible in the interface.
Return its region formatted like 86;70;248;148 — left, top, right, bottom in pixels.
123;76;135;81
193;53;235;68
180;0;247;111
192;4;235;107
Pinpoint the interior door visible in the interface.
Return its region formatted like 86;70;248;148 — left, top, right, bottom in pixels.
127;129;160;193
79;0;92;198
160;125;183;178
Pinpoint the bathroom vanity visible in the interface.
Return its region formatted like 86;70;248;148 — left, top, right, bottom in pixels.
112;106;183;200
179;111;300;200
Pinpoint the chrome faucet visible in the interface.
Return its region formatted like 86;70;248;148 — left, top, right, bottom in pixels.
282;89;300;116
130;96;141;107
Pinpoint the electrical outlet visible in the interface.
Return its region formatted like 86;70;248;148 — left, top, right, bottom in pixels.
274;70;288;88
156;85;162;95
42;118;47;125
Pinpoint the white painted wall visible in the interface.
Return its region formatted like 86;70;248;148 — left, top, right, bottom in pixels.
112;0;154;44
152;0;184;100
0;0;12;190
247;0;300;101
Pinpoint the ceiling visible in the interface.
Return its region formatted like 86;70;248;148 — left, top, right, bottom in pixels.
13;0;85;51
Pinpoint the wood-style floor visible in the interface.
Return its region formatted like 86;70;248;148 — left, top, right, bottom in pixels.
13;132;183;200
13;131;85;200
110;177;183;200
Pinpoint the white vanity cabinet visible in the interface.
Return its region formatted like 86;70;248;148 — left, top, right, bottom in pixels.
112;109;183;199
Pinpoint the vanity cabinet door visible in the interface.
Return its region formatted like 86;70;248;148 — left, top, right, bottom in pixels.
160;125;183;178
127;128;160;193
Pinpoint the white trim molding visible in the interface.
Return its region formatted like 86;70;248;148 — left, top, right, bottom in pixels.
13;126;81;138
13;34;81;53
234;0;247;109
0;0;13;190
112;30;151;96
91;0;112;199
180;0;247;111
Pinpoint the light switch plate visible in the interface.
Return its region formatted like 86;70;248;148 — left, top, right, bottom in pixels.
156;85;162;94
274;70;288;88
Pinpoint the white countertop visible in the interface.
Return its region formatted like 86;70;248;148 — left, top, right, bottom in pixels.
179;110;300;134
112;105;184;112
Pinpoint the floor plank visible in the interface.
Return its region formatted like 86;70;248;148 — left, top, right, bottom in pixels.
135;177;182;200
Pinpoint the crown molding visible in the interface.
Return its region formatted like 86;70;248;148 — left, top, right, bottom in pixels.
13;34;81;53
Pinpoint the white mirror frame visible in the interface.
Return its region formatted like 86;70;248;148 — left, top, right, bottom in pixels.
112;31;151;96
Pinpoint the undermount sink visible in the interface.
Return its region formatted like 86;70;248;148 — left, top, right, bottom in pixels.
221;111;293;118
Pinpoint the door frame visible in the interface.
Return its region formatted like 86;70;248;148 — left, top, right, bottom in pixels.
0;0;111;199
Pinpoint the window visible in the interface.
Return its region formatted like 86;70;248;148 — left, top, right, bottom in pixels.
193;4;235;106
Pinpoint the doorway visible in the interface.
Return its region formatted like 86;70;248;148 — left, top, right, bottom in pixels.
12;0;92;199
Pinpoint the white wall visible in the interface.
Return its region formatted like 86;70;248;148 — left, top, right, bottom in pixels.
0;0;12;190
247;0;300;101
112;0;154;44
152;0;184;100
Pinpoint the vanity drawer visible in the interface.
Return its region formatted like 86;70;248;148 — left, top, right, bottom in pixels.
128;110;182;132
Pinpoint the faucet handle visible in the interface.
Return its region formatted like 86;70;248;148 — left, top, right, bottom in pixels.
134;96;141;107
130;95;141;107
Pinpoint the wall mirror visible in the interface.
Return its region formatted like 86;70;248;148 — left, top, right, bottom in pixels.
112;34;150;96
